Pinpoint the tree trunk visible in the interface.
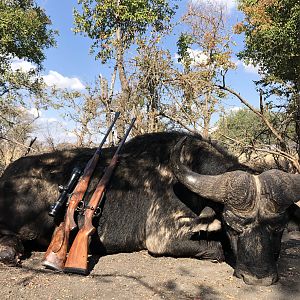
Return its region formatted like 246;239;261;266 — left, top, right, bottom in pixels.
202;91;211;139
115;26;130;138
295;84;300;167
100;75;115;146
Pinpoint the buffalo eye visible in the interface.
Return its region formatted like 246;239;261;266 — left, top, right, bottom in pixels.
224;220;244;234
223;210;245;233
266;224;285;233
264;213;288;233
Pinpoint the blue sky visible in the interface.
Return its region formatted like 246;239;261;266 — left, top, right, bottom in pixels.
15;0;262;142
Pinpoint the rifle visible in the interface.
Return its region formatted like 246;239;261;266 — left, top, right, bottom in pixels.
42;112;120;271
64;117;136;275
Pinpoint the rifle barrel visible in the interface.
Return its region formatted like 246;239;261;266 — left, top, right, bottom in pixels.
96;112;120;154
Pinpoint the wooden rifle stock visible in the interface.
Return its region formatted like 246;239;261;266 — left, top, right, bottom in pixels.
42;112;120;271
64;118;136;275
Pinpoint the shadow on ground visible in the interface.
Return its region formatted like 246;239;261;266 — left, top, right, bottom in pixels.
0;232;299;300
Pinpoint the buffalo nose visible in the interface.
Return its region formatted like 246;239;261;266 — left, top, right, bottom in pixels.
234;270;279;286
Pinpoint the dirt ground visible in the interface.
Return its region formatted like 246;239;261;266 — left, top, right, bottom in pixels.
0;231;299;300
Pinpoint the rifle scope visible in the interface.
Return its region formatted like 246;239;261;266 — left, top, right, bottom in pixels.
48;167;82;218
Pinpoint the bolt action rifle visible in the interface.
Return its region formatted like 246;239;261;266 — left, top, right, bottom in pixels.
64;117;136;275
42;112;120;271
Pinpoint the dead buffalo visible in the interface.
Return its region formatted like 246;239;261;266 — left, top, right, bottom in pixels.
0;131;299;286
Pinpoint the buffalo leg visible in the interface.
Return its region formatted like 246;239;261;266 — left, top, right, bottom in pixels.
146;223;224;262
0;235;24;266
150;238;224;262
183;239;224;262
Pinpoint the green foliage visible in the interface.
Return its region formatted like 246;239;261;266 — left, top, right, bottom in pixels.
214;107;296;156
215;108;271;144
237;0;300;88
0;0;57;100
176;33;194;68
73;0;177;62
0;0;57;69
0;0;58;171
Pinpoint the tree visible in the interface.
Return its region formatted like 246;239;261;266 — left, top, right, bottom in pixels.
73;0;177;130
0;0;57;170
236;0;300;86
0;0;57;116
61;80;119;147
214;108;285;154
213;89;299;171
215;108;270;145
214;106;298;171
0;0;56;95
168;0;235;138
74;0;176;63
0;0;56;68
236;0;300;160
0;107;38;174
130;35;170;134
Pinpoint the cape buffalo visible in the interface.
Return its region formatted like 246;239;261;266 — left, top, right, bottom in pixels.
0;131;299;286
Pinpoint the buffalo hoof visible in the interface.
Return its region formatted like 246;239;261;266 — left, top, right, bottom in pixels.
0;235;24;266
197;240;225;263
234;269;278;286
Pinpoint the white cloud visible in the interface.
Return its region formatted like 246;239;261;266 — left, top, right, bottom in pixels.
22;106;63;124
10;59;85;90
215;0;236;10
187;49;208;66
242;63;260;74
191;0;237;11
174;48;208;66
43;70;85;90
19;106;41;119
234;59;260;75
11;58;37;72
27;107;41;118
229;106;242;112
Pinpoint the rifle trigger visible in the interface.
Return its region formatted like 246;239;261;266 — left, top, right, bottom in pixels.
94;207;102;217
75;200;85;212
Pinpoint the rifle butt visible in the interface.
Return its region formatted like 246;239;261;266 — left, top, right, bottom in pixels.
64;227;95;275
42;250;65;271
42;222;69;271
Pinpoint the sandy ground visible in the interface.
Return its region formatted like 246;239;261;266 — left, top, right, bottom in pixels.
0;232;299;300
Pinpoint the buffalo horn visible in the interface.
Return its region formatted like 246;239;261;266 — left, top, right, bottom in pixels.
171;137;254;210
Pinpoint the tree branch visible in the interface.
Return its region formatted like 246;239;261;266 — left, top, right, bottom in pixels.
216;84;287;149
220;133;300;172
0;136;38;153
159;110;199;135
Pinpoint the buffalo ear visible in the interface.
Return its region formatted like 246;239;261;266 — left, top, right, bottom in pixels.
191;219;222;233
191;206;221;232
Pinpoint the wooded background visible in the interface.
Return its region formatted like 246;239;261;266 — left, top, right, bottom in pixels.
1;0;299;174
